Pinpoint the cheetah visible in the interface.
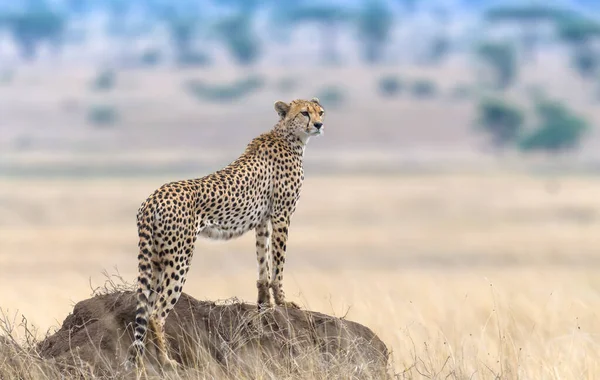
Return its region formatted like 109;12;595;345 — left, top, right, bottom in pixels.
126;98;325;369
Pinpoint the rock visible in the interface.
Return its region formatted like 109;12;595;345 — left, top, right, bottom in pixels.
37;291;389;378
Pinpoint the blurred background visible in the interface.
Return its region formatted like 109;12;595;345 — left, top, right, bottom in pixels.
2;0;600;378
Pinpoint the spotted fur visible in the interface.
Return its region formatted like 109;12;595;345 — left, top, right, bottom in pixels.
126;98;325;368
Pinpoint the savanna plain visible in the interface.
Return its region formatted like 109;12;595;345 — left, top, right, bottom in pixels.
2;173;600;379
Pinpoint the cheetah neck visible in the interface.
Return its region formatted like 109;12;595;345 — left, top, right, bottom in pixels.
272;128;308;156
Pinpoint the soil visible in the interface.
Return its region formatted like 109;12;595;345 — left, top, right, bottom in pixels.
36;291;389;378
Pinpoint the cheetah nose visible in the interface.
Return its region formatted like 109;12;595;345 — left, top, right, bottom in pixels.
313;122;323;130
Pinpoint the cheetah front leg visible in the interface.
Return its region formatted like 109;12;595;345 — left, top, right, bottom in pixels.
255;220;273;309
269;215;299;309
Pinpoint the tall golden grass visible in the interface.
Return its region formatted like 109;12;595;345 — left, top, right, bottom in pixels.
1;173;600;378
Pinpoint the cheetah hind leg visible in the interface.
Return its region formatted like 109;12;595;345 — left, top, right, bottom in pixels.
123;343;148;376
150;249;193;369
149;317;180;370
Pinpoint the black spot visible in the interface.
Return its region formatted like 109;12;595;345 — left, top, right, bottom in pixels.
135;317;147;325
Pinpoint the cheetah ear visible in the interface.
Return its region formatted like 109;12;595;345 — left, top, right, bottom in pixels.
274;100;290;119
310;97;321;105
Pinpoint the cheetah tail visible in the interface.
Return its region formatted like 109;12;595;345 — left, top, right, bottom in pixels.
126;213;155;366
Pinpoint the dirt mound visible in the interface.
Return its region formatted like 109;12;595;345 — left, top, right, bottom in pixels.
37;291;389;378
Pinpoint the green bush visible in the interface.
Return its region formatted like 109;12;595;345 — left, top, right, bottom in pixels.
378;75;403;97
556;16;600;45
519;99;589;153
410;79;437;98
178;51;211;67
476;97;525;149
87;105;118;127
90;69;116;92
476;41;518;90
316;86;346;108
184;75;264;103
554;16;600;79
572;46;599;79
139;48;162;67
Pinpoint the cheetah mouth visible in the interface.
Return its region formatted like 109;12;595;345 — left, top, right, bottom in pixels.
309;129;323;136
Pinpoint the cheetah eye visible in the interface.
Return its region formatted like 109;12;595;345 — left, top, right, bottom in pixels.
301;111;309;117
319;110;324;116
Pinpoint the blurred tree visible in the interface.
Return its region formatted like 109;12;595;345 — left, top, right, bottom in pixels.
184;75;264;103
139;48;162;67
90;68;116;92
213;14;260;66
5;7;66;61
88;104;118;127
206;0;265;66
410;78;437;98
150;1;210;67
276;4;349;65
357;0;393;64
520;99;589;153
427;35;451;64
476;97;525;150
317;86;346;109
378;75;403;97
572;46;598;78
476;41;518;90
555;16;600;79
166;14;200;65
485;5;563;62
425;7;452;65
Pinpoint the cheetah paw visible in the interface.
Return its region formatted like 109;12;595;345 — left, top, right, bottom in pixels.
278;301;300;309
257;302;273;311
160;357;180;371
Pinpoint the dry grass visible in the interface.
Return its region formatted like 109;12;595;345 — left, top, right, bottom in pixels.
0;276;389;380
2;173;600;378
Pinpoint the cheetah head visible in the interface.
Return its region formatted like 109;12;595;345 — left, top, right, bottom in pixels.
274;98;325;143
